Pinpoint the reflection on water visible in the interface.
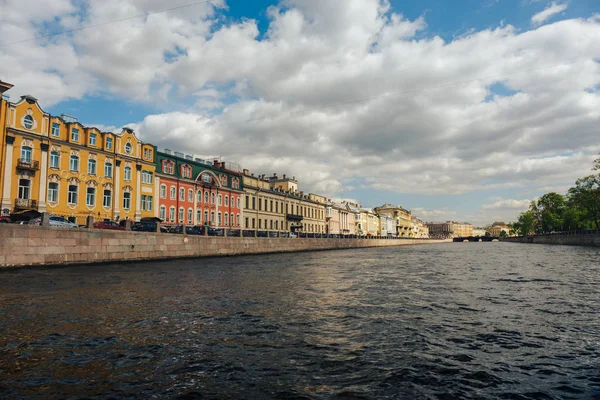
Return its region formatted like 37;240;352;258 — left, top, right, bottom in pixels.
1;243;599;399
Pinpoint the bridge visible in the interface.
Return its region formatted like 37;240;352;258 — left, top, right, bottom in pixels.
453;236;499;242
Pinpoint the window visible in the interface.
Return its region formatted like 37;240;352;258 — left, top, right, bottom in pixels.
259;198;262;210
275;221;278;230
224;213;229;226
23;115;34;129
202;173;211;184
197;210;201;223
21;146;32;162
89;133;97;146
211;193;215;204
163;161;174;174
218;212;222;225
245;217;249;228
160;185;167;199
71;128;79;142
51;123;60;137
146;196;153;211
204;192;209;203
104;162;113;178
160;206;166;221
48;183;58;203
204;210;208;224
88;159;96;175
237;214;240;226
69;155;79;171
143;148;152;160
270;220;273;230
181;166;192;179
179;208;184;222
123;192;131;209
188;189;193;202
18;179;30;199
170;186;176;200
197;191;202;203
270;200;273;212
106;137;113;150
86;188;95;207
252;218;255;228
50;151;60;168
276;202;279;213
230;213;234;226
252;197;256;210
225;196;229;207
169;207;175;222
125;143;132;154
68;184;78;205
103;190;111;208
141;195;146;210
187;208;192;223
142;171;153;184
218;194;222;206
179;188;185;201
211;211;215;223
124;166;132;181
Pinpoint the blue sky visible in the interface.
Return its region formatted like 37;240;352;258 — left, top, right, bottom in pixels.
3;0;599;225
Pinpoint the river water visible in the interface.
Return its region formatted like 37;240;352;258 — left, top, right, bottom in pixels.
0;243;599;399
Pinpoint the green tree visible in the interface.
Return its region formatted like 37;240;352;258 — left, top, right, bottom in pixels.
567;175;600;230
499;230;508;238
536;192;566;233
515;209;536;236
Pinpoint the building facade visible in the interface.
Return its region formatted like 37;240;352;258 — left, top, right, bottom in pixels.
0;85;156;224
155;151;243;228
240;173;326;234
374;204;413;237
359;208;379;236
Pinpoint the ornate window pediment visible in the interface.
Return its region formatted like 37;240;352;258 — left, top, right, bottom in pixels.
123;185;133;193
87;180;98;188
68;177;80;185
48;174;61;183
88;153;98;161
70;149;80;157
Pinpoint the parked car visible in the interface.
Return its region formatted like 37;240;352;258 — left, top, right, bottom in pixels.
172;225;203;235
0;216;10;223
93;220;124;230
29;215;78;228
132;221;167;233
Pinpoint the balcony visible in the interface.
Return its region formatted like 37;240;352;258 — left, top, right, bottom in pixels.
286;214;303;222
15;199;37;210
17;159;39;171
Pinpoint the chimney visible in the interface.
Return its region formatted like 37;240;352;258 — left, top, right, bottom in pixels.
273;173;278;179
213;159;219;167
292;176;296;181
283;174;286;179
164;149;172;155
221;162;226;169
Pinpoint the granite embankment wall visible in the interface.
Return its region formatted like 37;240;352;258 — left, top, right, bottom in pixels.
502;232;600;247
0;224;445;268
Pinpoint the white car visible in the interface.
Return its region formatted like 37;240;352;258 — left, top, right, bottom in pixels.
29;216;78;228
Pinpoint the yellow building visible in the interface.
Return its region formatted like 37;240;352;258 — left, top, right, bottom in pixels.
374;204;413;237
0;83;156;225
359;208;379;236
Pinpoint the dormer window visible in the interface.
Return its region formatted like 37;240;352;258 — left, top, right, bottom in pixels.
106;137;113;150
162;160;174;174
124;143;132;155
181;165;192;179
71;128;79;142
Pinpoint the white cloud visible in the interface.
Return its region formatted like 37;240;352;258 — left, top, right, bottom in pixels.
532;2;568;26
1;0;599;225
481;199;532;210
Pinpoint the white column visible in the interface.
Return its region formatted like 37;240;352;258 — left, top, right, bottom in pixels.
134;165;142;221
154;176;160;218
37;143;49;212
114;160;121;219
1;136;15;212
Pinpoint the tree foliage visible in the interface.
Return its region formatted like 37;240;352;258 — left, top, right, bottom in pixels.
509;157;600;234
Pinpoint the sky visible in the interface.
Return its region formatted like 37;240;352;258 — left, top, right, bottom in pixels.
1;0;599;226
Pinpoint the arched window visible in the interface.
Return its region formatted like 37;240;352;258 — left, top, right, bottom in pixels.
204;192;209;203
230;213;234;226
20;146;32;162
124;166;132;181
68;184;78;204
169;207;175;222
187;208;193;223
160;185;166;198
188;189;193;202
218;194;222;206
69;155;79;172
104;161;113;178
88;159;97;175
224;213;229;226
170;186;176;199
197;190;202;203
103;189;112;208
86;187;96;207
211;193;215;204
179;188;185;201
50;151;60;168
236;214;240;226
178;207;184;222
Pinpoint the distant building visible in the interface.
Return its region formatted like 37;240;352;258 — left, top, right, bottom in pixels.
374;204;412;237
472;228;486;237
359;208;379;236
488;225;510;237
426;221;472;238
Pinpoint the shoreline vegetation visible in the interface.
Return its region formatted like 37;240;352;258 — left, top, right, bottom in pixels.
509;157;600;236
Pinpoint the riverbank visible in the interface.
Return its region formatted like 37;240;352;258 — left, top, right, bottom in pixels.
0;224;448;268
502;231;600;247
